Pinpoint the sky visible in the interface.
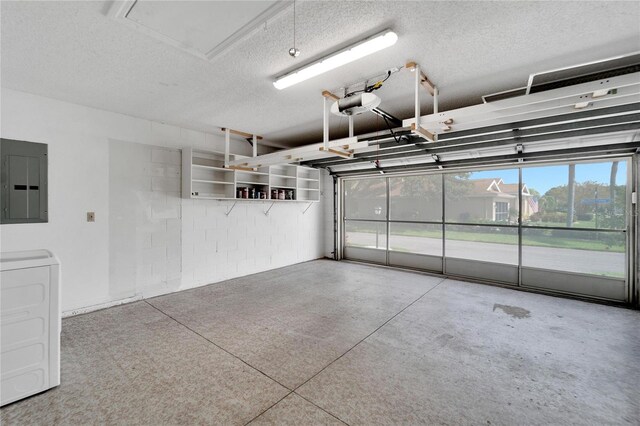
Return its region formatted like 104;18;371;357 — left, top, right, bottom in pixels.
470;160;628;195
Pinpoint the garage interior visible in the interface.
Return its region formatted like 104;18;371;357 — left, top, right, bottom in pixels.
1;1;639;425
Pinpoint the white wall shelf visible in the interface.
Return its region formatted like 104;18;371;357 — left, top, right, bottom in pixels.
182;147;321;202
193;179;234;184
236;180;267;185
297;166;321;201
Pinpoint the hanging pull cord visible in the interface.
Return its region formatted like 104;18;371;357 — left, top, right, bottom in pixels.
288;0;300;57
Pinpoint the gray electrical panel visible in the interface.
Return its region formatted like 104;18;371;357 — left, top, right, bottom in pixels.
1;138;48;224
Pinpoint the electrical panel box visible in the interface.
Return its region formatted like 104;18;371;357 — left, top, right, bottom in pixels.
0;138;48;224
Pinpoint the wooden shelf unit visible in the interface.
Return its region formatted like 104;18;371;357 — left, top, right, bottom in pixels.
182;148;321;202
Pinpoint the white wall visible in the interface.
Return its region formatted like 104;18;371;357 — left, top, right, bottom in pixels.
0;89;328;313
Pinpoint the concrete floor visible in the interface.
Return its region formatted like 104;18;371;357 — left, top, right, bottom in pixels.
1;260;638;425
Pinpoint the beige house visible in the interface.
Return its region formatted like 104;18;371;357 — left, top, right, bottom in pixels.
447;178;536;223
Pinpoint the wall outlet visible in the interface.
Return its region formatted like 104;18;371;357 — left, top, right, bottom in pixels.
87;212;95;222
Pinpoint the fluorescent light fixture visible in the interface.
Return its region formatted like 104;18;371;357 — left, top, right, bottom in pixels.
273;30;398;90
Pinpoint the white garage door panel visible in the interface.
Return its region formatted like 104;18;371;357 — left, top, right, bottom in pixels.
521;267;626;301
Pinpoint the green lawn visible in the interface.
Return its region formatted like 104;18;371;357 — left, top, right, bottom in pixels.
526;216;625;230
529;220;596;228
348;226;625;253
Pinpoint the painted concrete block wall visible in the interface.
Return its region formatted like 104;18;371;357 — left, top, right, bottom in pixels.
181;196;325;290
0;89;328;313
109;141;183;302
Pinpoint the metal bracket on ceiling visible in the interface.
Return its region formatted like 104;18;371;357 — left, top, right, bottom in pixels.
440;118;454;132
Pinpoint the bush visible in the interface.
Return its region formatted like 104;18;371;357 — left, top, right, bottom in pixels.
576;213;593;221
529;212;542;222
531;211;566;223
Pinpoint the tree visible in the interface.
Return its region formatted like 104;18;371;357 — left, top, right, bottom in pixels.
442;173;475;200
609;161;619;214
567;164;575;227
528;188;541;198
539;195;556;211
539;181;626;228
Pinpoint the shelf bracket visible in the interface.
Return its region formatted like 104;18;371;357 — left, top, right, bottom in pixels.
264;202;275;216
225;201;238;216
302;202;313;214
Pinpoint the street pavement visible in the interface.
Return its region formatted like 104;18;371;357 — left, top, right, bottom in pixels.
346;232;625;277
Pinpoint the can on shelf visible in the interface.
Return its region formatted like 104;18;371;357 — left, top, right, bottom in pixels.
271;189;278;200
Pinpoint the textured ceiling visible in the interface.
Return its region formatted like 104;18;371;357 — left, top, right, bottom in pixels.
2;1;639;147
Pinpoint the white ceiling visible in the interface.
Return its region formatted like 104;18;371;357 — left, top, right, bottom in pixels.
2;1;639;147
120;1;284;60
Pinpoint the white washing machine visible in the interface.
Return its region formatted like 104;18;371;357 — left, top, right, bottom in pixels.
1;250;60;406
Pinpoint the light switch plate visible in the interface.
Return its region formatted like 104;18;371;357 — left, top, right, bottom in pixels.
87;212;95;222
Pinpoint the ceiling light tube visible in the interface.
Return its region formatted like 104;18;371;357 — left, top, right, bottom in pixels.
273;30;398;90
